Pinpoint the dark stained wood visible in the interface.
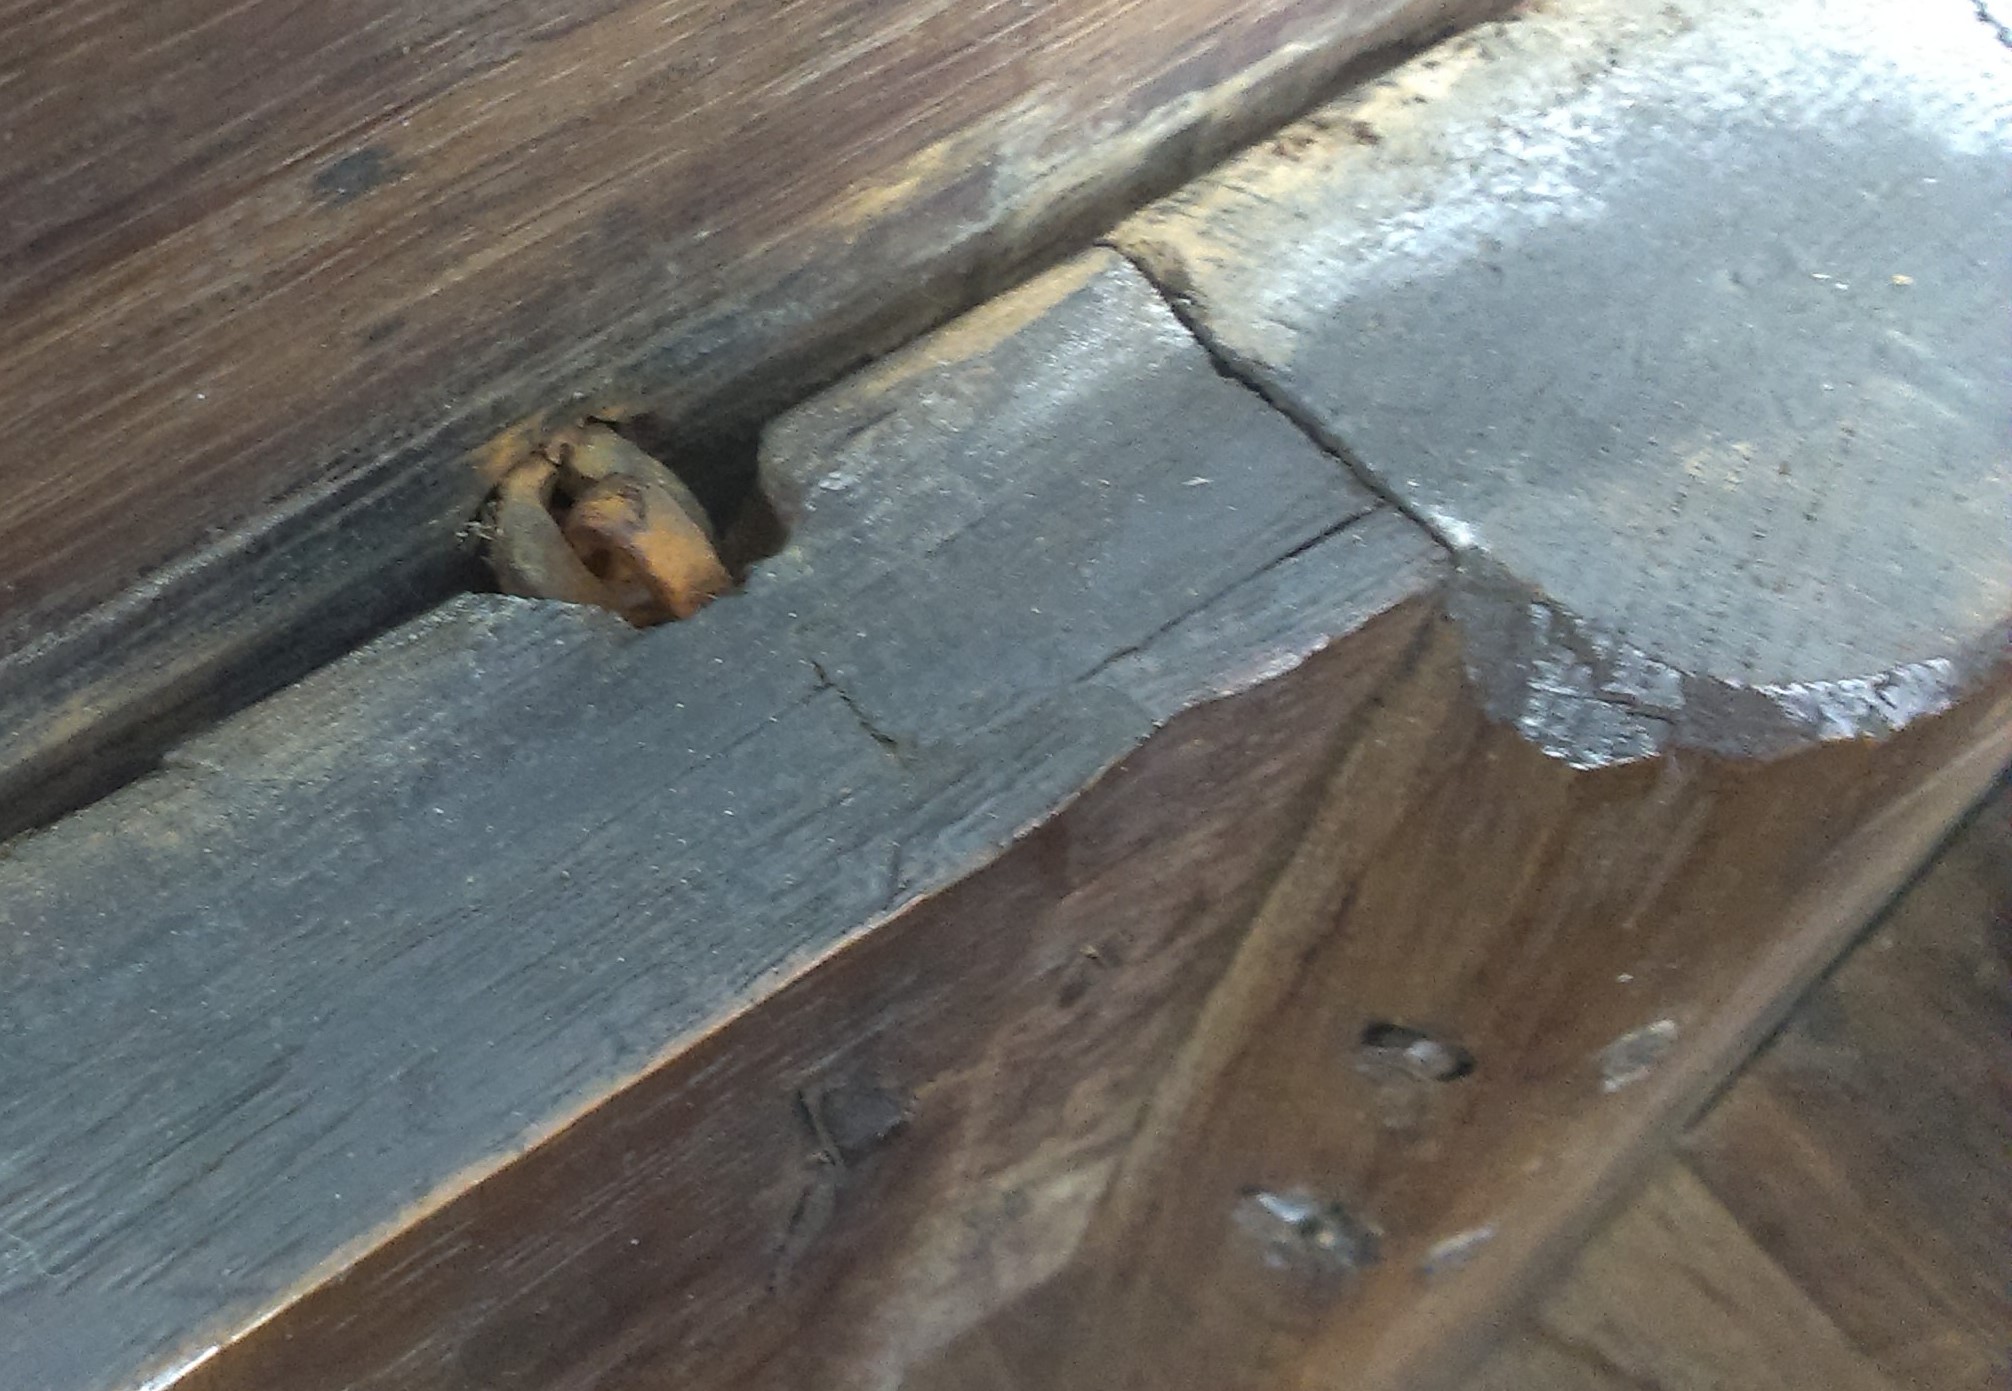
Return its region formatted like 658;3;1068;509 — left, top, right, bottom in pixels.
899;2;2012;1386
1468;1167;1900;1391
1679;782;2012;1390
916;650;2012;1391
1473;779;2012;1391
0;0;1501;839
178;599;1444;1391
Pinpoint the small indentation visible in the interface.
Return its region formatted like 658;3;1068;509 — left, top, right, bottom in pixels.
1356;1021;1475;1081
313;146;398;205
1056;943;1112;1008
1419;1223;1495;1280
806;1080;910;1166
1234;1188;1381;1277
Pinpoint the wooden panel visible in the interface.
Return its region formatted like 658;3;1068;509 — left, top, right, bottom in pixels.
6;4;2009;1379
1473;781;2012;1391
916;660;2012;1391
1680;784;2012;1390
177;599;1444;1391
1115;0;2012;765
0;0;1499;838
1468;1167;1899;1391
897;2;2012;1386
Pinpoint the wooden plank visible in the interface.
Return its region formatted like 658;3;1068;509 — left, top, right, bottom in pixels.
1473;781;2012;1391
1469;1166;1900;1391
184;603;1448;1391
7;4;2011;1379
0;0;1502;839
0;251;1444;1391
922;781;2012;1391
1680;784;2012;1390
935;656;2012;1391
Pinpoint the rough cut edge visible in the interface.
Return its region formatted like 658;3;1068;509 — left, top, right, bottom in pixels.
1450;559;2009;769
1122;252;2011;770
85;529;1440;1391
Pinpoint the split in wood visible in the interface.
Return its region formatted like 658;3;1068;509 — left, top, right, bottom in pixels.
486;423;731;626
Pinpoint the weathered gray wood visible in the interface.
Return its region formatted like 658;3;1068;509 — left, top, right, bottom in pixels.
1115;0;2012;765
0;250;1433;1391
759;251;1382;749
0;0;1503;847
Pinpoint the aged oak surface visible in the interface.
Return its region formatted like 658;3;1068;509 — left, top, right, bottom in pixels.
1681;782;2012;1390
0;251;1442;1390
1472;1166;1902;1391
914;647;2012;1391
2;0;2009;1387
1476;781;2012;1391
0;0;1498;838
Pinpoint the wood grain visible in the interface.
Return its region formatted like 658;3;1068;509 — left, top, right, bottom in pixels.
1114;0;2012;764
1469;1167;1900;1391
177;598;1443;1391
1680;784;2012;1390
1474;780;2012;1391
0;252;1442;1391
6;7;2010;1376
925;651;2012;1391
0;0;1499;839
901;3;2012;1385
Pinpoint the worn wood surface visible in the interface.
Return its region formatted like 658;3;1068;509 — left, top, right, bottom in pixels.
5;3;2010;1382
0;0;1498;840
899;1;2012;1385
1476;780;2012;1391
1682;782;2012;1390
0;252;1442;1391
914;649;2012;1391
1470;1167;1899;1391
180;603;1445;1391
1116;0;2012;765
